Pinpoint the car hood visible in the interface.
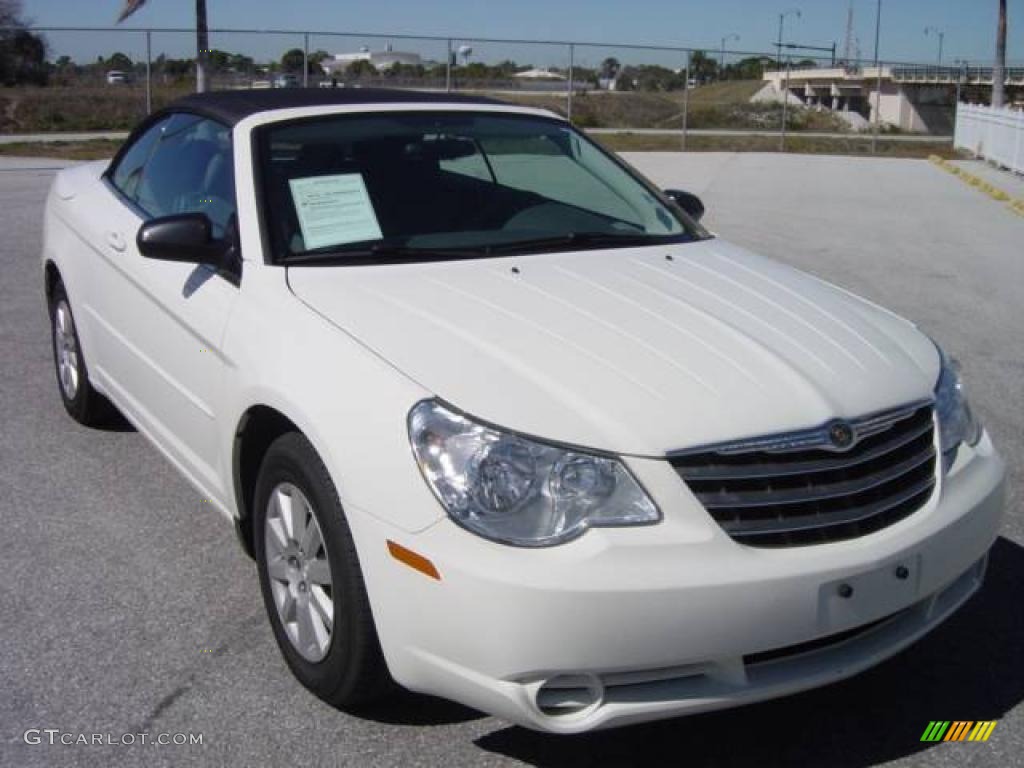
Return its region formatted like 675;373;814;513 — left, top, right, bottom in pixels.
287;239;939;457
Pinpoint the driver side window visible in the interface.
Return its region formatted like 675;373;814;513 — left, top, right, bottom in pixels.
114;113;236;238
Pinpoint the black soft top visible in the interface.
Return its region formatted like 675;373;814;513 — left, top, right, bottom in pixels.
168;88;505;127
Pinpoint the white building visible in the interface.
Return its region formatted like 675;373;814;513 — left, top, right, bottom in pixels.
513;68;566;81
321;46;423;75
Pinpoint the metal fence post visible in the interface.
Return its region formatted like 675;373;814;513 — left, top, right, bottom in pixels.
681;51;691;151
567;43;575;122
446;39;453;92
303;32;309;87
145;29;152;115
780;58;791;152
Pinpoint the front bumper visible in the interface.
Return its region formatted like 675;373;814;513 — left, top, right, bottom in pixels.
346;432;1005;733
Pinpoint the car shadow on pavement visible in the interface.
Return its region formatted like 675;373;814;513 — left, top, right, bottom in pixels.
98;406;136;432
473;536;1024;767
356;691;485;727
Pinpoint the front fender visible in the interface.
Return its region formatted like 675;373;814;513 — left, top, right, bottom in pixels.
220;267;444;534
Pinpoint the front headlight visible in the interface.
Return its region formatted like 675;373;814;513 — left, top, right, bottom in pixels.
408;400;660;546
934;347;982;461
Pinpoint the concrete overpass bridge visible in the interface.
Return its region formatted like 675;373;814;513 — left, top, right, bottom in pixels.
760;65;1024;134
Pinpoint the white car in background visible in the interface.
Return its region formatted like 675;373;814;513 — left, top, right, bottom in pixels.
41;89;1005;733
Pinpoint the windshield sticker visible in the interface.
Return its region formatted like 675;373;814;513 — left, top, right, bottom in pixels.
288;173;383;250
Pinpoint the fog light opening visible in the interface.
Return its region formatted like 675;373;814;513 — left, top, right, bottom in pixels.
535;674;604;718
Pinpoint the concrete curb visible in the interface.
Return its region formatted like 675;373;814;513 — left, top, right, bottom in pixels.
928;155;1024;217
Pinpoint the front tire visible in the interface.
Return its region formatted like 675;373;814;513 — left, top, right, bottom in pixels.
254;432;392;708
49;282;113;426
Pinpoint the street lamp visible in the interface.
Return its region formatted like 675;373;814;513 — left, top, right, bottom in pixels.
777;8;801;69
953;58;968;106
924;26;945;65
720;33;740;81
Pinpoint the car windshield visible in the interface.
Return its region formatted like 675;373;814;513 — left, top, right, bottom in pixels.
256;111;707;263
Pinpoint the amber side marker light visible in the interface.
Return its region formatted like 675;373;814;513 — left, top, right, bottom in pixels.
387;540;441;581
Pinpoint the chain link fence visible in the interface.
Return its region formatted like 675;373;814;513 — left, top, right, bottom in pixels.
4;25;1022;154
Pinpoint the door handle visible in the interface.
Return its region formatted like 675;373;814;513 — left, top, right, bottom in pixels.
106;231;126;252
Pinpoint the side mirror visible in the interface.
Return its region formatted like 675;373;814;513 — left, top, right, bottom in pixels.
137;213;230;269
663;189;705;221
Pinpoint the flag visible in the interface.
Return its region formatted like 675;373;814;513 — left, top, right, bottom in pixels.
116;0;147;23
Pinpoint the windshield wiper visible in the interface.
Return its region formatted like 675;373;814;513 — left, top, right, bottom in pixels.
481;231;671;255
284;232;676;265
285;243;484;266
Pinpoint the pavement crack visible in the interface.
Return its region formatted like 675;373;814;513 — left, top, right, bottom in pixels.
138;673;196;731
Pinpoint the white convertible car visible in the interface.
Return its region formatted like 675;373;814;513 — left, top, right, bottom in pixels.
42;89;1005;733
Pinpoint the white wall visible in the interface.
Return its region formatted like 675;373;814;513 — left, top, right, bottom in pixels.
955;104;1024;173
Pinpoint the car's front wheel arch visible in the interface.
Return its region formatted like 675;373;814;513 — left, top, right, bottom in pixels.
43;260;61;304
232;405;301;559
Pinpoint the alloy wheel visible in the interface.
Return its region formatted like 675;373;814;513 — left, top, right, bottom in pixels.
264;483;334;662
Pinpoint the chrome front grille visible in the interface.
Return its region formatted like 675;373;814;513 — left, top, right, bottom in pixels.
671;403;937;547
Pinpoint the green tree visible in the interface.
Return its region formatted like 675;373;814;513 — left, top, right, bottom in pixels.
599;57;621;79
308;49;331;74
346;59;377;78
105;52;134;72
616;64;685;92
227;52;255;74
281;48;305;73
1;0;48;85
689;50;718;84
726;56;773;80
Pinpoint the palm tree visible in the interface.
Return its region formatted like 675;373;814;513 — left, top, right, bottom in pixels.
993;0;1007;107
117;0;210;93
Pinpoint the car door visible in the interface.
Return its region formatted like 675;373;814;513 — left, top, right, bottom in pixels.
93;112;240;505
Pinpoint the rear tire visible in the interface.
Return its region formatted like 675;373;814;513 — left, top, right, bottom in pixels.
49;282;114;426
254;432;393;708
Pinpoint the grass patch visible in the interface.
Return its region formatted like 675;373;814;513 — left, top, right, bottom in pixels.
0;140;122;161
488;83;846;133
593;132;959;159
0;86;189;133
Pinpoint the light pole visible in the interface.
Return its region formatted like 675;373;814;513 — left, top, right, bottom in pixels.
924;26;945;65
953;58;967;108
720;33;739;81
777;9;801;69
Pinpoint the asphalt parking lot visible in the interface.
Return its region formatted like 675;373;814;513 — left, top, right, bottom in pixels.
1;151;1021;767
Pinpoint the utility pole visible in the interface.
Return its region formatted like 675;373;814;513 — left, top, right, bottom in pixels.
195;0;208;93
954;59;966;109
843;0;855;64
993;0;1007;107
925;27;945;65
776;9;801;69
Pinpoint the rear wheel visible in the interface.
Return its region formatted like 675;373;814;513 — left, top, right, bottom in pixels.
254;432;393;708
50;282;113;426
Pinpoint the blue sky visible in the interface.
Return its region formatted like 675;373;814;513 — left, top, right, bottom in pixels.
22;0;1022;67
